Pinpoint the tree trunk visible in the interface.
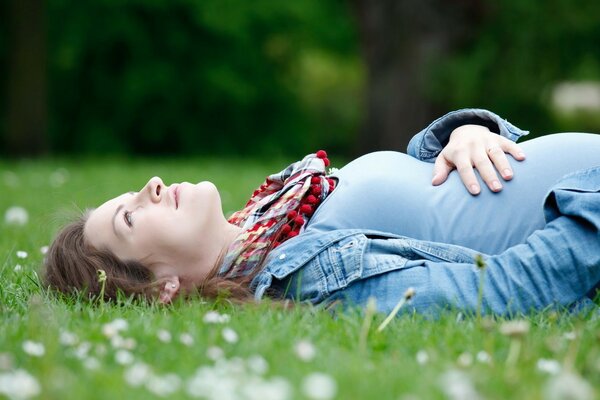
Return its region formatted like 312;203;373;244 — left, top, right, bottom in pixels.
6;0;47;156
352;0;483;154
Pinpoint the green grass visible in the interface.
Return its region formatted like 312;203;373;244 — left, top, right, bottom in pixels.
1;157;599;400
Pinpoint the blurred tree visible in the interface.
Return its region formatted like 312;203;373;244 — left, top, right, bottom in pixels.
5;0;48;156
352;0;484;153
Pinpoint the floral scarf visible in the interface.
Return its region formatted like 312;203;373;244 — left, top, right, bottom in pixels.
217;151;336;279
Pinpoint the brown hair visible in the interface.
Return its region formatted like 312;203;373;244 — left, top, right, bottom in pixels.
42;211;258;303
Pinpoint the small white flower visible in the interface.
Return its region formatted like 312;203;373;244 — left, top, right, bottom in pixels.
439;369;481;400
247;355;269;375
206;346;224;361
59;331;78;346
457;352;473;367
22;341;45;357
544;371;594;400
83;357;100;370
416;350;429;365
124;362;152;387
4;206;29;226
294;340;316;362
111;335;136;350
179;333;194;347
563;331;577;341
302;373;337;400
203;311;230;324
537;358;562;375
73;342;91;360
0;369;41;399
146;373;181;397
16;251;28;259
157;329;172;343
222;328;238;344
102;318;128;338
40;246;49;255
13;264;22;273
115;350;134;365
476;351;491;364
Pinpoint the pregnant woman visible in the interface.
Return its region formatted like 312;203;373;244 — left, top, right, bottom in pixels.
43;109;600;316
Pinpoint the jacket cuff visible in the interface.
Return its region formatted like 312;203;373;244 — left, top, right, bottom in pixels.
407;108;529;162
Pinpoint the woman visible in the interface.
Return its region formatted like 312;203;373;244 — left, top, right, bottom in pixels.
43;109;600;316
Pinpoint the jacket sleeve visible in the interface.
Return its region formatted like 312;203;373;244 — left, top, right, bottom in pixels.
407;108;529;162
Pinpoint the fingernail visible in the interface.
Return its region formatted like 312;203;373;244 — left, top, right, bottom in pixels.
492;180;502;190
517;152;525;158
503;169;512;178
470;184;480;194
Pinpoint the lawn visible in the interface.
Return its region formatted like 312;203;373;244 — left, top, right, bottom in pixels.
1;156;599;400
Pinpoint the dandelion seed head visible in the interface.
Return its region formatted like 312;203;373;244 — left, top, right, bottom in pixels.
563;331;577;341
5;206;29;226
40;246;49;255
16;251;28;259
301;372;337;400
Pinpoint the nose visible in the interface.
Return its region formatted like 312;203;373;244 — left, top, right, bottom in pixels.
142;176;164;203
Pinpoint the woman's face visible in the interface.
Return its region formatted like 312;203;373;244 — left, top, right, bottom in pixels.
84;176;231;287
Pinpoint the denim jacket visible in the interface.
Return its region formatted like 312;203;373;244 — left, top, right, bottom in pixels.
251;109;576;311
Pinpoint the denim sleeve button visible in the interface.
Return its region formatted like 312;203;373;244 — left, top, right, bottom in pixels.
279;253;286;260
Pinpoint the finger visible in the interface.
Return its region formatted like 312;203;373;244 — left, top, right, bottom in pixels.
432;155;453;186
487;145;514;181
455;158;481;195
474;152;503;192
499;138;526;161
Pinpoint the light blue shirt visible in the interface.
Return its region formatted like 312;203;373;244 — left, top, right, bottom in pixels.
306;133;600;254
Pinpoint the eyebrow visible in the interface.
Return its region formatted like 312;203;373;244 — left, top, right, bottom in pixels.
111;192;135;239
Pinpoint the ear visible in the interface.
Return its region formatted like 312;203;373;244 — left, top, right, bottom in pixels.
158;276;180;304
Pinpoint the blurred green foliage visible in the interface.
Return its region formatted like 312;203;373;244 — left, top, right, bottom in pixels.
45;0;363;157
1;0;599;157
430;0;600;138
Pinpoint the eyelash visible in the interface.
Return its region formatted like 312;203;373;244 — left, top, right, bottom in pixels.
124;210;133;227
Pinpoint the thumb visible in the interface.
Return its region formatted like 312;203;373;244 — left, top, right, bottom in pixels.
432;155;453;186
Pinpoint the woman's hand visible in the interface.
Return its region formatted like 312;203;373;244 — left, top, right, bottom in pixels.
432;124;526;195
